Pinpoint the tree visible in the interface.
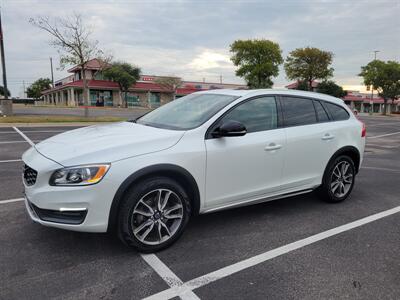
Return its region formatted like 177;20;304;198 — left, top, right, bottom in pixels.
30;13;105;117
26;78;52;99
103;62;141;107
0;86;10;97
293;80;310;91
154;76;182;100
359;60;400;115
316;80;347;98
230;39;283;88
285;47;334;90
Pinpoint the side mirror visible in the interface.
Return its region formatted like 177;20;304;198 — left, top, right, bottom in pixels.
212;120;247;138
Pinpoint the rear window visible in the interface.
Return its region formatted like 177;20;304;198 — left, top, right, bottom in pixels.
323;102;350;121
314;100;330;122
282;97;317;126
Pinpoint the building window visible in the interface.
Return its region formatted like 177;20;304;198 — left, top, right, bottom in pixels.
126;93;140;107
94;72;104;80
150;92;160;103
90;90;112;107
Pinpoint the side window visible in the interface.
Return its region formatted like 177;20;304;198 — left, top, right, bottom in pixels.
313;100;330;122
323;102;350;121
282;97;317;126
219;96;277;133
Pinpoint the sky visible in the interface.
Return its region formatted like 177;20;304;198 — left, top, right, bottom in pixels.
2;0;400;97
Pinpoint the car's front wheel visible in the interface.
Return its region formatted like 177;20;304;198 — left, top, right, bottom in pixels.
118;177;191;252
318;155;356;203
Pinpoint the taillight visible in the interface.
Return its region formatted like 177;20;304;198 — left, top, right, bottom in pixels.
361;122;366;137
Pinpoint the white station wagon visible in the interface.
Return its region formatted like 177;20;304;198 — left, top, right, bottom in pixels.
22;89;366;252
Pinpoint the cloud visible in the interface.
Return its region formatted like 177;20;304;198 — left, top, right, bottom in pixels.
1;0;399;96
188;50;232;70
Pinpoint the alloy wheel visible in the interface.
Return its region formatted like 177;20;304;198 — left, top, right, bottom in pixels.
131;189;184;245
330;161;353;198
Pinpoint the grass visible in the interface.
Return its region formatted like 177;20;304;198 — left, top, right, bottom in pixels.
0;115;127;123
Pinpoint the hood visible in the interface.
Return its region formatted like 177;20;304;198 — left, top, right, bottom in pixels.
34;122;184;166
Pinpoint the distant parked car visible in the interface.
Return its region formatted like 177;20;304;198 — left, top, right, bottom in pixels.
22;90;366;252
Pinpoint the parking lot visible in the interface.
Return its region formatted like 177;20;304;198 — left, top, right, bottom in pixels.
1;115;400;300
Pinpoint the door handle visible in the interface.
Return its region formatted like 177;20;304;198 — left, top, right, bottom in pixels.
264;143;282;151
321;133;335;141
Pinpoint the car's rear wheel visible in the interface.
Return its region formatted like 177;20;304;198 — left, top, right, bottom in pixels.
118;177;191;252
318;155;355;203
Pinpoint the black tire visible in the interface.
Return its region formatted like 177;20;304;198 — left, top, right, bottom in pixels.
318;155;356;203
118;177;191;252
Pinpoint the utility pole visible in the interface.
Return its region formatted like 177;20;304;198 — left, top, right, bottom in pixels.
370;50;380;114
50;57;54;87
0;7;11;115
219;75;222;84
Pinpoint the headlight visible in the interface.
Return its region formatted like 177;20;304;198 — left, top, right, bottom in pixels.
49;164;110;186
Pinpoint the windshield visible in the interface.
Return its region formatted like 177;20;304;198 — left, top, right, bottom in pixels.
136;93;239;130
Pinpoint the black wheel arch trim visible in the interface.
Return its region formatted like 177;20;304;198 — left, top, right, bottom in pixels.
325;146;361;175
107;164;201;232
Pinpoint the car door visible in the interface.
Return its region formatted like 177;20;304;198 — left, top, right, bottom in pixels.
204;96;286;210
280;96;339;190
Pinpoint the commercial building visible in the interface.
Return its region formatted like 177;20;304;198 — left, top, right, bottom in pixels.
342;91;399;113
41;59;246;108
286;81;399;113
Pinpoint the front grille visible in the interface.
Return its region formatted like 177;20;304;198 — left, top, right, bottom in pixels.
24;164;38;186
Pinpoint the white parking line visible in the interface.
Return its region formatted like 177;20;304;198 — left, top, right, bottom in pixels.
0;140;41;144
368;131;400;139
144;205;400;300
0;159;23;163
0;141;29;144
362;166;400;173
0;130;66;134
13;127;35;146
0;198;24;204
141;254;201;300
20;130;66;133
367;122;400;126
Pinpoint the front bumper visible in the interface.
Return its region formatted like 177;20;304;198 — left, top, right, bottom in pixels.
26;198;87;225
22;147;118;233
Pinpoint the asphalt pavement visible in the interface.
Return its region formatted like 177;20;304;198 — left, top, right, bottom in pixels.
0;115;399;299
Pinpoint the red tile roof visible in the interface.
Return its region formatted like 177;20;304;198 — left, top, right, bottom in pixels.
342;95;365;101
285;80;319;89
67;58;108;72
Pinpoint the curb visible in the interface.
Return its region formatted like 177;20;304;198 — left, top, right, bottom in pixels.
0;122;116;127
